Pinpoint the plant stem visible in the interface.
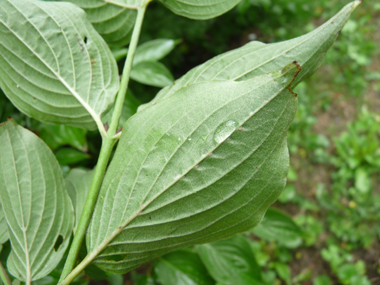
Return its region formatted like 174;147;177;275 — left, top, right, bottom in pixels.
0;262;11;285
59;4;148;284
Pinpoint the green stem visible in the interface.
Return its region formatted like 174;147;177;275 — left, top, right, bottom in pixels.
0;262;11;285
59;4;148;284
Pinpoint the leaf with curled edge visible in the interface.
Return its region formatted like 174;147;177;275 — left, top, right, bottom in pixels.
0;119;74;283
139;1;361;111
0;0;119;131
86;61;300;274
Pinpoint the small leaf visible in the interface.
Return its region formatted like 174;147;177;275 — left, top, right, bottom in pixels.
131;61;174;87
38;124;88;152
134;39;178;65
102;90;141;128
0;119;74;283
0;203;8;245
87;62;300;274
65;169;94;232
154;249;215;285
111;47;129;62
55;148;90;166
0;0;119;130
159;0;241;20
141;1;360;110
197;235;262;285
252;209;303;247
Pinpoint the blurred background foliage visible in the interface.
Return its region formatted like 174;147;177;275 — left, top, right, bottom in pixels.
1;0;379;284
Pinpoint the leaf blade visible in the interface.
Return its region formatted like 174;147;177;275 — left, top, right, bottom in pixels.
0;0;119;130
141;1;359;110
86;62;300;274
0;119;74;282
159;0;241;20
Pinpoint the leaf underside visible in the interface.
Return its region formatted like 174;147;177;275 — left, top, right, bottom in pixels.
0;0;119;130
0;202;8;245
87;62;299;274
159;0;241;20
140;1;359;111
0;119;74;282
55;0;137;47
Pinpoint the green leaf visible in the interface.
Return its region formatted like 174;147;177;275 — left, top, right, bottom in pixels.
134;39;178;65
102;90;141;128
65;169;94;233
0;119;74;283
0;203;8;245
159;0;241;20
56;0;137;47
273;262;291;284
154;249;215;285
103;0;142;10
38;125;88;152
131;61;174;87
86;62;299;274
141;1;360;110
55;148;90;166
111;47;129;62
0;0;119;131
197;235;262;285
252;209;303;247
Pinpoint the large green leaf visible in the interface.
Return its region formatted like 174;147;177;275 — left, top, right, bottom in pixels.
159;0;241;20
103;0;142;9
65;169;94;233
0;0;119;130
56;0;137;47
86;62;300;274
140;1;360;110
0;203;8;245
196;235;262;285
154;249;215;285
0;119;74;283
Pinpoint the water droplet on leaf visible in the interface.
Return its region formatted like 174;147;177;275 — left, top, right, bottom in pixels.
213;120;237;144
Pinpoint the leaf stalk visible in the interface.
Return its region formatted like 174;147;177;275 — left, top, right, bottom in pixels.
59;3;148;284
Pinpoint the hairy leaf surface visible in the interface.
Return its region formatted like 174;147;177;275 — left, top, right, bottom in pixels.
0;202;8;245
87;62;300;274
159;0;241;20
0;0;119;130
65;169;94;233
55;0;137;46
141;1;360;110
0;119;74;283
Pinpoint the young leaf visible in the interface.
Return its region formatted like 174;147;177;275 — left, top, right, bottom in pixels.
55;0;137;47
86;62;300;274
65;169;94;233
0;0;119;131
141;1;360;110
197;235;262;285
0;203;8;245
252;208;303;247
134;39;178;65
131;61;174;87
154;249;215;285
159;0;241;20
0;119;74;283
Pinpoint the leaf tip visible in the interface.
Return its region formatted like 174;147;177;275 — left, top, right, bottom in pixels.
352;1;362;9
